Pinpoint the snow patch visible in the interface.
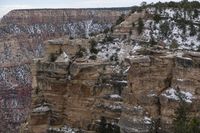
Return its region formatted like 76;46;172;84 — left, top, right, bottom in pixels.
33;105;50;113
110;94;121;99
144;116;152;124
48;126;76;133
177;79;184;82
162;88;194;103
55;52;69;63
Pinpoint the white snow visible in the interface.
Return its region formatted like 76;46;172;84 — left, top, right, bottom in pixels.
178;56;192;61
110;94;121;99
133;105;143;111
33;105;50;113
147;93;157;97
162;88;194;103
55;52;69;63
144;116;152;124
97;39;142;62
115;80;128;83
49;126;76;133
123;66;130;74
177;79;184;82
132;44;142;53
109;104;122;110
143;7;200;50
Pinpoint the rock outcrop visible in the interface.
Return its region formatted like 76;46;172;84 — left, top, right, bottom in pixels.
2;1;200;132
28;38;128;133
28;38;200;133
0;8;130;132
120;49;200;133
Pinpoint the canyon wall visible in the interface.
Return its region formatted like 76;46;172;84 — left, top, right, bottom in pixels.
2;2;200;132
28;38;128;133
28;38;200;133
0;8;130;132
120;49;200;133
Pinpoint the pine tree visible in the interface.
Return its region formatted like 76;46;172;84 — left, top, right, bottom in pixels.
173;90;200;133
190;23;196;36
173;91;190;133
153;14;161;23
160;21;170;37
98;116;107;133
193;9;198;18
137;18;144;35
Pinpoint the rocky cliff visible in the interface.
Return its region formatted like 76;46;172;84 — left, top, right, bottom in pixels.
2;1;200;132
28;38;128;133
120;49;200;133
0;8;130;132
27;2;200;131
28;38;200;133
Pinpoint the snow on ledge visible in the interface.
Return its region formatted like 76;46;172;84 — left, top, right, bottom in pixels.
162;88;194;103
144;116;152;124
48;125;76;133
110;94;121;99
33;105;50;113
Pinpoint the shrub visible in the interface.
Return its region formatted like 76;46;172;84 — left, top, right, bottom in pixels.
110;53;118;62
116;14;125;25
129;30;132;35
150;36;157;46
197;34;200;41
173;98;189;133
98;116;107;133
160;21;170;37
173;90;200;133
170;40;179;49
103;28;110;34
177;18;187;34
102;35;114;43
193;9;198;18
153;14;161;23
190;23;196;36
89;32;96;36
106;36;114;42
69;36;74;40
76;51;84;58
90;48;98;54
132;22;135;27
97;116;120;133
89;55;97;60
89;39;99;54
137;18;144;35
187;118;200;133
76;47;87;58
49;53;57;62
196;45;200;52
110;26;114;33
89;39;97;47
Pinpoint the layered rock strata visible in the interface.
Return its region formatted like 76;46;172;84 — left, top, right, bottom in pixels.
120;49;200;133
28;40;200;133
0;8;129;131
28;39;128;133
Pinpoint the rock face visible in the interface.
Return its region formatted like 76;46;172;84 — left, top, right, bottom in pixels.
28;38;200;133
2;1;200;132
28;38;128;133
120;49;200;133
0;8;130;132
